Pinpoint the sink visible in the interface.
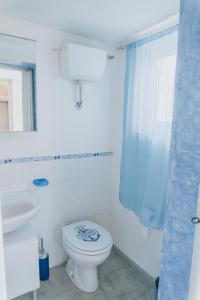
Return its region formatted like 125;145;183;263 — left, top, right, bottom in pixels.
1;190;40;234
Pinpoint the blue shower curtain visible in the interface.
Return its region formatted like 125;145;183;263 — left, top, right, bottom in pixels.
159;1;200;299
120;26;178;229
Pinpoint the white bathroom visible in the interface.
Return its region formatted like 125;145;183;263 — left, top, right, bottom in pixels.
1;1;200;300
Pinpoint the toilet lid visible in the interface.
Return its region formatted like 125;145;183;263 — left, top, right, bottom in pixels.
62;220;113;253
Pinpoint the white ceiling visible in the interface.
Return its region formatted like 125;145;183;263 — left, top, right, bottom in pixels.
0;0;180;45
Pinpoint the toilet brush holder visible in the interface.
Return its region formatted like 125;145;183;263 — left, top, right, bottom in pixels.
39;237;49;281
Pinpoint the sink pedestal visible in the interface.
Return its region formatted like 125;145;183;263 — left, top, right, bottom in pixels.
4;225;40;299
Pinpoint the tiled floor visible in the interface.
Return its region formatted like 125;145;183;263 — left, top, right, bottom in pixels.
15;251;157;300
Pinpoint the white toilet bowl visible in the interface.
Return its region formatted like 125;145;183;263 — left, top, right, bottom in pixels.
62;220;113;293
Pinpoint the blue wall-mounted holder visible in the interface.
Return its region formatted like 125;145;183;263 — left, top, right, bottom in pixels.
33;178;49;187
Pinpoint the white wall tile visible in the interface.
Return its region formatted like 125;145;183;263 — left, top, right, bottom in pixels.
7;164;26;190
0;165;9;191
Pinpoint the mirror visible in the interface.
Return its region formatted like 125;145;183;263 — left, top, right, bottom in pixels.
0;34;36;132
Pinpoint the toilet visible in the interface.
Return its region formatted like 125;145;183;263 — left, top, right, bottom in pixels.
62;220;113;293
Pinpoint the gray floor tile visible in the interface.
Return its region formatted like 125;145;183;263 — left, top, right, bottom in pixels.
37;264;74;299
126;264;155;289
135;287;157;300
14;294;31;300
113;248;154;289
50;287;106;300
100;267;147;300
98;252;125;278
14;251;156;300
15;264;74;300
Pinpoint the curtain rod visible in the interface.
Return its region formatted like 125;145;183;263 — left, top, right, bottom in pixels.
117;13;179;50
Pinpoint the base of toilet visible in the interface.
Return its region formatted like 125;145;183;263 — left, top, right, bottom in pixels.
66;258;99;293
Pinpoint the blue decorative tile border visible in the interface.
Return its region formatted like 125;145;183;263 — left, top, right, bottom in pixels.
0;152;113;165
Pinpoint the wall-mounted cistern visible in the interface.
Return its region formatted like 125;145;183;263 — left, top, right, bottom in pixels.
58;43;112;109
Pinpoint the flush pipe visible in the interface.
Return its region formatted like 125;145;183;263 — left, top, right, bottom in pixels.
75;80;85;110
73;55;115;110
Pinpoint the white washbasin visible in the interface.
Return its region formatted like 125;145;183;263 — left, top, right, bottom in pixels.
1;190;40;234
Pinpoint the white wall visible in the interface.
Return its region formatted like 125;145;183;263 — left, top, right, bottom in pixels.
0;14;163;278
111;51;163;278
0;15;117;267
0;195;7;300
